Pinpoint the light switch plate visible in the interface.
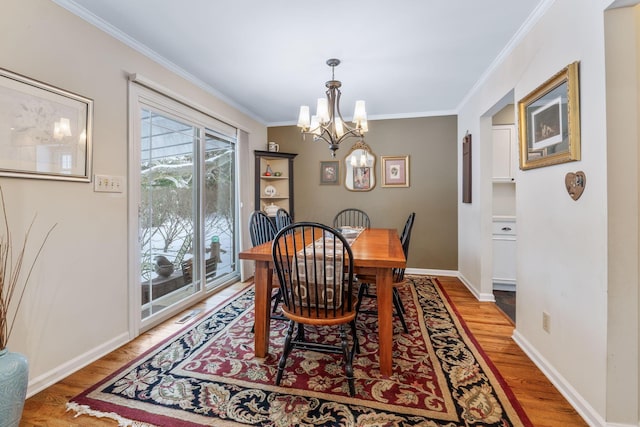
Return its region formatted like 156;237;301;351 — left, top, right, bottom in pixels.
94;174;124;193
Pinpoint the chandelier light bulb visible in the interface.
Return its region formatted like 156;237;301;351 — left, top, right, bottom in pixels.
310;115;321;136
297;105;310;128
316;98;329;123
353;100;367;123
335;117;344;138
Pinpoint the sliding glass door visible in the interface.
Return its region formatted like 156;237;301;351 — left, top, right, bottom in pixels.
201;132;237;285
132;84;239;325
139;110;198;318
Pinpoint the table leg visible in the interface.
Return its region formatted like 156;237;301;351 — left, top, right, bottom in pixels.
253;260;273;357
376;267;393;376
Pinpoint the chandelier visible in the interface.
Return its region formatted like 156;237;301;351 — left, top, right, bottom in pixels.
297;58;368;157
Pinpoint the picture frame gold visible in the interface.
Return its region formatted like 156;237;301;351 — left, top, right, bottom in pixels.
518;61;580;170
381;155;409;188
319;160;339;185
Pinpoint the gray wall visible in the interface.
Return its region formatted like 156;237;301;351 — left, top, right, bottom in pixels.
268;116;458;270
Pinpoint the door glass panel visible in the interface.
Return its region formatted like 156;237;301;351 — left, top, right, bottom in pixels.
203;132;237;288
140;109;197;318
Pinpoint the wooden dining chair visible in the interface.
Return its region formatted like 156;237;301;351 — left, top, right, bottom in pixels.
333;208;371;229
356;212;416;333
275;208;293;231
271;222;360;396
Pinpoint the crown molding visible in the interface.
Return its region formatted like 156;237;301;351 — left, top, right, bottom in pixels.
51;0;267;125
456;0;556;111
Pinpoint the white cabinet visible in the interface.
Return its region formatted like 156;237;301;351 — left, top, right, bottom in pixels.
492;217;516;291
492;125;517;182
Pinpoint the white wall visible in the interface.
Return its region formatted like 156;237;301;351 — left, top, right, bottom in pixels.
458;0;618;424
604;4;640;424
3;0;266;395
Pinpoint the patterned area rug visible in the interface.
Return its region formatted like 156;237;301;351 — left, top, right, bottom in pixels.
67;276;531;426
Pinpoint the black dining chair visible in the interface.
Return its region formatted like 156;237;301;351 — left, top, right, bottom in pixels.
271;222;360;396
275;208;293;231
248;210;276;247
248;210;285;323
356;212;416;333
333;208;371;229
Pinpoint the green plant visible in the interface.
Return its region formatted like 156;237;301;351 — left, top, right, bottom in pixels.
0;187;56;350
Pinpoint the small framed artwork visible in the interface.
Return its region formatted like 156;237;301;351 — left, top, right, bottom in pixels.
518;61;580;170
0;68;93;182
381;155;409;187
319;160;339;185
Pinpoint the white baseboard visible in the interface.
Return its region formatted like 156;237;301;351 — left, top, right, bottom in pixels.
512;330;607;427
26;332;130;398
443;270;616;426
493;282;516;292
406;267;457;277
457;272;495;302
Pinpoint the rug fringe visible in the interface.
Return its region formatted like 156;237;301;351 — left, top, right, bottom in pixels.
66;402;158;427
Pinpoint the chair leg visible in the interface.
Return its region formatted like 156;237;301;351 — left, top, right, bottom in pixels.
350;320;360;354
272;289;282;314
358;281;408;334
393;289;409;333
393;287;407;314
339;325;355;397
276;320;296;386
355;282;366;319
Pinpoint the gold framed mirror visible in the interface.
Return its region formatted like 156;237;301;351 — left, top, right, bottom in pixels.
344;140;376;191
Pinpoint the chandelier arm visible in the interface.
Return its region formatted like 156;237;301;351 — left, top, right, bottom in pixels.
332;86;341;125
334;128;364;146
311;131;334;146
310;122;363;145
326;86;338;131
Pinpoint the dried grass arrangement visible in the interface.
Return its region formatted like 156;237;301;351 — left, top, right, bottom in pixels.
0;187;56;350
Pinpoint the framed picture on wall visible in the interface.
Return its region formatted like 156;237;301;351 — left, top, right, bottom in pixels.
320;160;339;185
0;68;93;182
518;61;580;170
381;155;409;187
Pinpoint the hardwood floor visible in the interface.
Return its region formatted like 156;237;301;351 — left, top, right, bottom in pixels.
19;276;587;426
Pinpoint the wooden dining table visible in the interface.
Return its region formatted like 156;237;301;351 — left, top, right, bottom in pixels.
238;227;406;376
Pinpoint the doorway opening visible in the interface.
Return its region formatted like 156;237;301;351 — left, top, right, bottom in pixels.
491;103;517;323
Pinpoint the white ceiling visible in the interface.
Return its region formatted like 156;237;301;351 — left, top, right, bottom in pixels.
56;0;548;125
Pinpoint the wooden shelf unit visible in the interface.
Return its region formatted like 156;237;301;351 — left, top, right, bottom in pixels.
254;150;297;220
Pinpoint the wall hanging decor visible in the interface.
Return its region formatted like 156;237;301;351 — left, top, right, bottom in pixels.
462;133;472;203
319;161;339;185
381;155;410;188
518;61;580;170
565;171;586;201
0;68;93;182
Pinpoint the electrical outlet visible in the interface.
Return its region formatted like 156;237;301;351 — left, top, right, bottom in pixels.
542;311;551;333
94;174;124;193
